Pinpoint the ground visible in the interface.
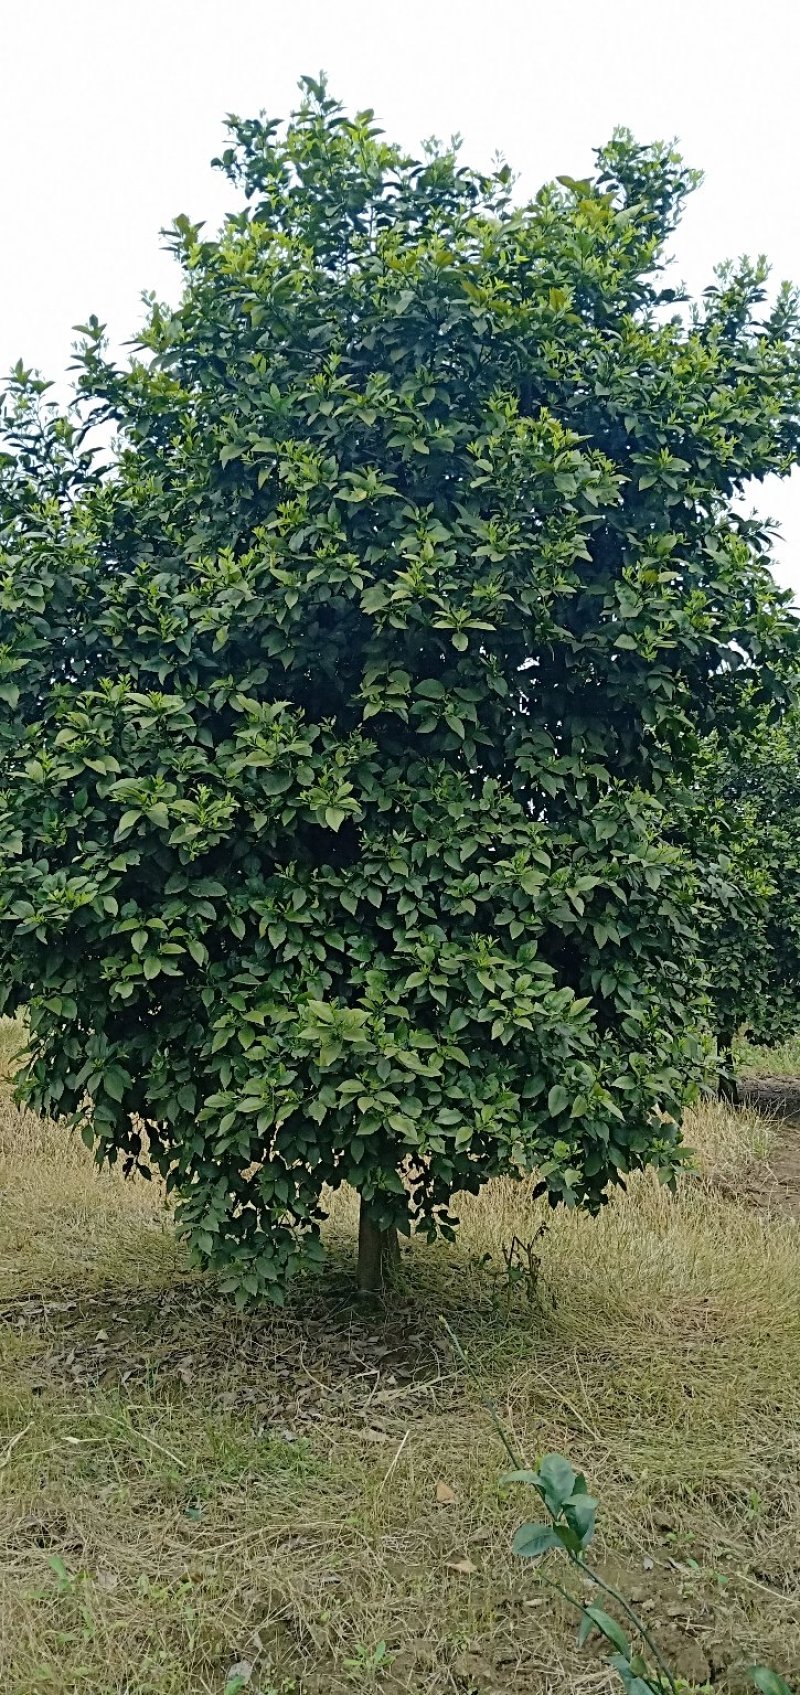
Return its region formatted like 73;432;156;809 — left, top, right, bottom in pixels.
2;1018;800;1695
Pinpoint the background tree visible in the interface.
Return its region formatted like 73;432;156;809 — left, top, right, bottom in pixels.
675;708;800;1099
1;79;800;1298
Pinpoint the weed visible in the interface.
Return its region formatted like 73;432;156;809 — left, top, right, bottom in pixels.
342;1639;394;1683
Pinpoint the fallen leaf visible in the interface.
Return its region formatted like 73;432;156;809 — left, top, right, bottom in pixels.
445;1558;478;1576
436;1481;457;1506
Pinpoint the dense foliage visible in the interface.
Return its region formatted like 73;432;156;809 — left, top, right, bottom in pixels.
677;710;800;1083
2;80;800;1297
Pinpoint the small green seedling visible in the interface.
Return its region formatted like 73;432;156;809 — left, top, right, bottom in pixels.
343;1640;394;1684
442;1318;795;1695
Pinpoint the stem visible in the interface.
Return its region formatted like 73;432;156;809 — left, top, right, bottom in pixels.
439;1316;523;1469
577;1559;678;1695
536;1577;663;1694
440;1317;677;1695
537;1572;589;1618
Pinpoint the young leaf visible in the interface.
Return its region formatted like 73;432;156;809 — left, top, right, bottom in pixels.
581;1607;630;1656
511;1522;562;1559
537;1453;577;1512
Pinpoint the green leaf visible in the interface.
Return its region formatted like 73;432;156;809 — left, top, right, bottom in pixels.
749;1672;795;1695
547;1085;569;1117
224;1674;251;1695
564;1488;597;1546
115;809;141;839
537;1453;577;1512
511;1522;562;1559
103;1065;129;1103
608;1656;657;1695
581;1607;630;1656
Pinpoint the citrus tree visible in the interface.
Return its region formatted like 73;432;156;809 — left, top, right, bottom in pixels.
2;80;799;1298
677;710;800;1098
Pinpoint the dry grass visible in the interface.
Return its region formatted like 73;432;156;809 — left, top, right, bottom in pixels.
738;1032;800;1079
2;1016;800;1695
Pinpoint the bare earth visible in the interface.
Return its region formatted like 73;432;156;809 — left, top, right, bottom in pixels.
740;1078;800;1216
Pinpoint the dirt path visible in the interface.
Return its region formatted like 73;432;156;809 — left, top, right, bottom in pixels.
739;1076;800;1217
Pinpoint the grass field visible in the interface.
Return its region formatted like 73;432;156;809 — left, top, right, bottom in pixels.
737;1031;800;1079
2;1017;800;1695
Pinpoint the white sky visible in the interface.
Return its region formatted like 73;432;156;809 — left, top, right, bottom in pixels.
2;0;800;593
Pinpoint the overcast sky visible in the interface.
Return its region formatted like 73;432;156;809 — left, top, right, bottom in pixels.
2;0;799;592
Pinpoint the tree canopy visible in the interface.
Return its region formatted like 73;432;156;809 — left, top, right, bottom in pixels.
2;78;800;1297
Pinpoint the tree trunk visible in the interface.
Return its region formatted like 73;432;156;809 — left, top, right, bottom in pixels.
718;1036;740;1105
357;1199;400;1294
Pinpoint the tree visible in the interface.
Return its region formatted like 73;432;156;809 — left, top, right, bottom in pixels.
1;79;799;1300
675;709;800;1099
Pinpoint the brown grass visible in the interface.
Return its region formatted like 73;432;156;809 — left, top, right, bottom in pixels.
2;1016;800;1694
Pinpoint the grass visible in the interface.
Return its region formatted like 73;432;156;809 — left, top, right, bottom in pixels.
2;1017;800;1694
737;1031;800;1078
